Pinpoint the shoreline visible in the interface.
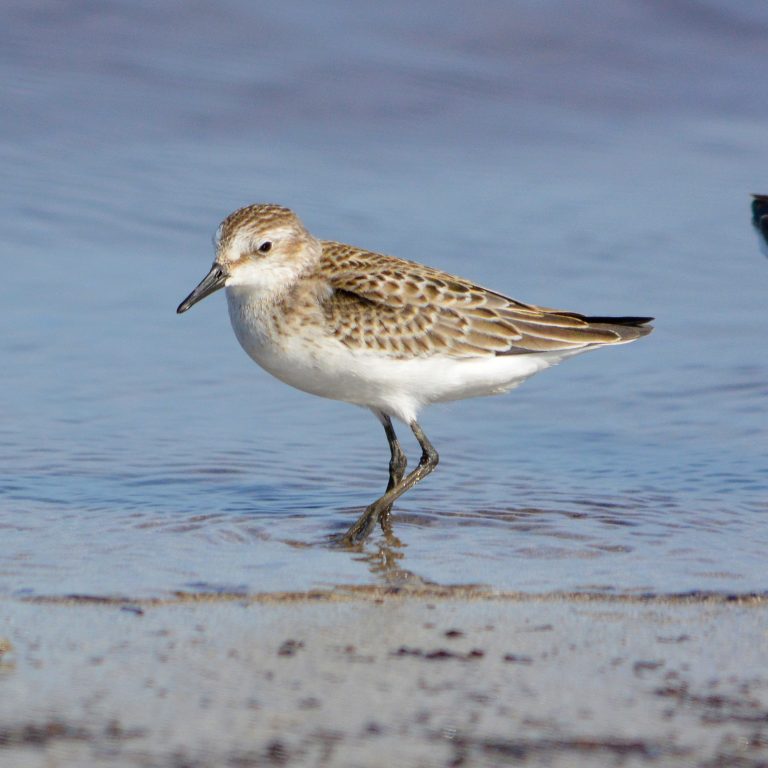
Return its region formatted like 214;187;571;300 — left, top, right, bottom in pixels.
2;591;767;767
17;584;768;607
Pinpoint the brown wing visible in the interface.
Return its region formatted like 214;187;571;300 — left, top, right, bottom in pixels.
318;241;652;359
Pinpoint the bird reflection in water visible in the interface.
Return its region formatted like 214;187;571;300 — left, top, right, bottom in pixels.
348;525;439;588
284;519;438;588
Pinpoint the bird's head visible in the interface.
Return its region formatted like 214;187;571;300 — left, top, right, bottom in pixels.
177;203;320;313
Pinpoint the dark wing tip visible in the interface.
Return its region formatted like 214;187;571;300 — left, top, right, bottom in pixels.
583;316;654;326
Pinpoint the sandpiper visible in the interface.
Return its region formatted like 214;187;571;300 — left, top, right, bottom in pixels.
177;204;652;544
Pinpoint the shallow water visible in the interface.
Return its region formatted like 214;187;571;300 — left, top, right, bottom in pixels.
1;0;767;599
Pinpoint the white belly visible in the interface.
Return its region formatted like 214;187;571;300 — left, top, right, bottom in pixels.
226;287;577;423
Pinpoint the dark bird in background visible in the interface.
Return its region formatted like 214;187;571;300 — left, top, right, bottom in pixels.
751;194;768;257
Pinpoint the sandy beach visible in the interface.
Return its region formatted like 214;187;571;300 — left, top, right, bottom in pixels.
2;588;767;767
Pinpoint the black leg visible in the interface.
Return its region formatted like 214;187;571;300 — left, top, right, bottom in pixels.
378;412;407;530
341;419;439;545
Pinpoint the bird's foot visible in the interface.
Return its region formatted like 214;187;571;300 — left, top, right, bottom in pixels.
339;502;382;546
378;505;393;532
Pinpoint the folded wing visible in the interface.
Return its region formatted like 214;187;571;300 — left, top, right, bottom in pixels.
319;241;653;359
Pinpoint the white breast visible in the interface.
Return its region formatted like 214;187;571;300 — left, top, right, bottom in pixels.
225;285;580;423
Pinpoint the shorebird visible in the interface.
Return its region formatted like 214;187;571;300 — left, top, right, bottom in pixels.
177;204;652;544
751;193;768;257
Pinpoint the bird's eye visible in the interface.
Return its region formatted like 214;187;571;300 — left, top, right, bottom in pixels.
258;241;272;253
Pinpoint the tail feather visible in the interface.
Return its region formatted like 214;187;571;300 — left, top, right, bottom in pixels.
582;315;654;344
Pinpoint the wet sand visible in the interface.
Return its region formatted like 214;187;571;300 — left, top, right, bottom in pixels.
2;589;767;767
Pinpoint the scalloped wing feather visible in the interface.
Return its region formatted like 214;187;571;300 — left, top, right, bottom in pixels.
318;241;651;359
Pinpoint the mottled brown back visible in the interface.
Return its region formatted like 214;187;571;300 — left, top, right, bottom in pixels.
316;241;652;358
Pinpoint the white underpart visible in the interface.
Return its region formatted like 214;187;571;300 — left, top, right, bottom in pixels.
225;283;585;425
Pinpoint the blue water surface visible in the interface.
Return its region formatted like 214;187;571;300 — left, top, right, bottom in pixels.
1;0;766;598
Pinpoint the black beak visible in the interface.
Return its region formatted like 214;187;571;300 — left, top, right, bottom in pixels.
176;263;227;314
